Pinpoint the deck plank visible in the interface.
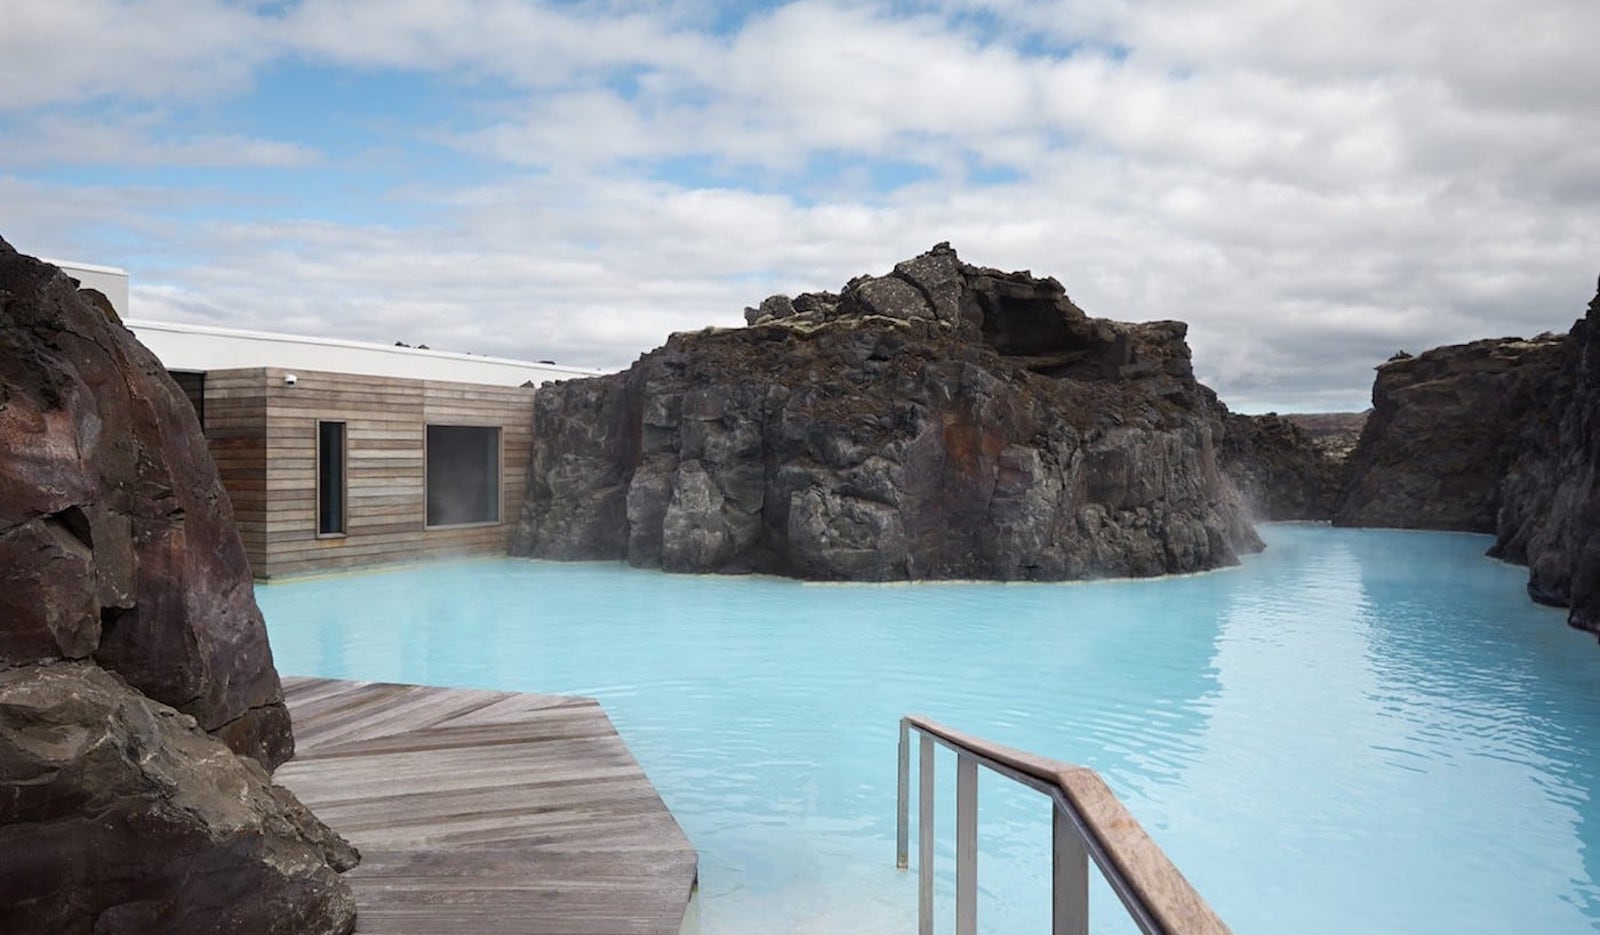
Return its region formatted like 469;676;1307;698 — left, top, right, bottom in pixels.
275;677;698;935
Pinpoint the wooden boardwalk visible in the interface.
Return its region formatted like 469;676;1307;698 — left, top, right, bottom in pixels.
275;677;698;935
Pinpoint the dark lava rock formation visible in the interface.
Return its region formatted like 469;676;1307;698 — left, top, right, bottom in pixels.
1335;335;1566;531
0;238;291;766
0;239;358;933
1491;281;1600;636
1218;412;1347;521
0;663;358;935
1333;275;1600;638
514;244;1261;581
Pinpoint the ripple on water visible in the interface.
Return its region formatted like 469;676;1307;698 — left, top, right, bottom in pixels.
259;524;1600;935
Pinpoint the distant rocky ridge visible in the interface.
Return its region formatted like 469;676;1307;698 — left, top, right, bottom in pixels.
1335;279;1600;638
1284;411;1368;462
0;239;357;934
1218;412;1353;521
514;244;1263;580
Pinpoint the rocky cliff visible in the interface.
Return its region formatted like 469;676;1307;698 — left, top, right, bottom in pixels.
1330;275;1600;639
0;239;358;933
514;244;1261;581
1218;412;1347;521
1491;281;1600;636
1335;336;1566;531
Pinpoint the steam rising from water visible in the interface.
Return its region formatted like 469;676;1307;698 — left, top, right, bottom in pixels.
260;525;1600;934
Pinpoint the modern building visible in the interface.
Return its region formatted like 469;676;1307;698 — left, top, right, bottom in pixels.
124;318;601;579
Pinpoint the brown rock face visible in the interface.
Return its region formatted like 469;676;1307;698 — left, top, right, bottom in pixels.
1492;281;1600;636
0;663;357;935
1334;336;1566;531
515;244;1261;581
0;238;292;767
0;241;359;929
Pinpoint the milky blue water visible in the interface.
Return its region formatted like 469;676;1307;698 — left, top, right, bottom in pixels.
258;525;1600;934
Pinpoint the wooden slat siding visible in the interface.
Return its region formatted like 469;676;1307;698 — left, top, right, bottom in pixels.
903;716;1232;935
202;368;269;574
240;367;535;578
275;677;698;935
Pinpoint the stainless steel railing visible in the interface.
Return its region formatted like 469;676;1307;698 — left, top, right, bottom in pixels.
896;715;1232;935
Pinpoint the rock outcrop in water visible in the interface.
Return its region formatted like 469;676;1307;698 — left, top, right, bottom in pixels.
1335;336;1565;531
1331;275;1600;638
514;244;1261;580
0;239;358;932
1490;280;1600;636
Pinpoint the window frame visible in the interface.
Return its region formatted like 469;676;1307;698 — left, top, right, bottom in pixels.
423;423;504;530
315;419;348;538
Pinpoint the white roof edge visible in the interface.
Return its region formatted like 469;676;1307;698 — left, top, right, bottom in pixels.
123;317;605;377
40;257;129;276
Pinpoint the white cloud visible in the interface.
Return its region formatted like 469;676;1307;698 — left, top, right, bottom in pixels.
0;113;320;168
3;0;1599;412
279;0;712;86
0;0;276;109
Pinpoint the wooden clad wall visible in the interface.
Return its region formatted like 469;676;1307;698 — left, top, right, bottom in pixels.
204;367;535;579
202;368;270;573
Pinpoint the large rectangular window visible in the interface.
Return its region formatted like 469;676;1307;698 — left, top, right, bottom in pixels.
316;420;346;536
426;425;501;527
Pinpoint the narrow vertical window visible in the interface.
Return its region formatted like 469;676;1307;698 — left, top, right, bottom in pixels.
317;420;346;536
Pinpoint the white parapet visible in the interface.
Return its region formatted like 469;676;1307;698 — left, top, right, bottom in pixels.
123;318;605;387
44;259;131;318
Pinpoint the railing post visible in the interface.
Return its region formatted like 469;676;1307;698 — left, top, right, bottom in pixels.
1053;808;1089;935
918;733;934;935
897;720;909;870
956;753;978;935
894;718;1232;935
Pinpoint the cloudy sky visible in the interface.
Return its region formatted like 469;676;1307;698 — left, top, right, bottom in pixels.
3;0;1598;411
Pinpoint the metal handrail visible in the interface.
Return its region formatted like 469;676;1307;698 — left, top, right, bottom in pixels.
896;715;1233;935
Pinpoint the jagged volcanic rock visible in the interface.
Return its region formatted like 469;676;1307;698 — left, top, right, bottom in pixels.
1492;280;1600;636
0;239;359;931
1328;274;1600;639
0;662;357;935
1334;335;1566;531
0;238;291;767
1218;412;1347;521
514;244;1261;580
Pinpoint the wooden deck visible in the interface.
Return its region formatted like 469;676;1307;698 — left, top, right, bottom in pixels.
274;677;698;935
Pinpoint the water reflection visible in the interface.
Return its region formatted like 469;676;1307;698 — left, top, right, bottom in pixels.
1348;529;1600;929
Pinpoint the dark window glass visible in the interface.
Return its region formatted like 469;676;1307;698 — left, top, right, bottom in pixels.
317;421;346;535
426;425;500;526
169;371;205;426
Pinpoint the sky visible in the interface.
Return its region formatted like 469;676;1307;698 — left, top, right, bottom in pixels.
3;0;1598;412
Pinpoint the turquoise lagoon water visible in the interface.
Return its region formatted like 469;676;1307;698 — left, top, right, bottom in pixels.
259;525;1600;934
